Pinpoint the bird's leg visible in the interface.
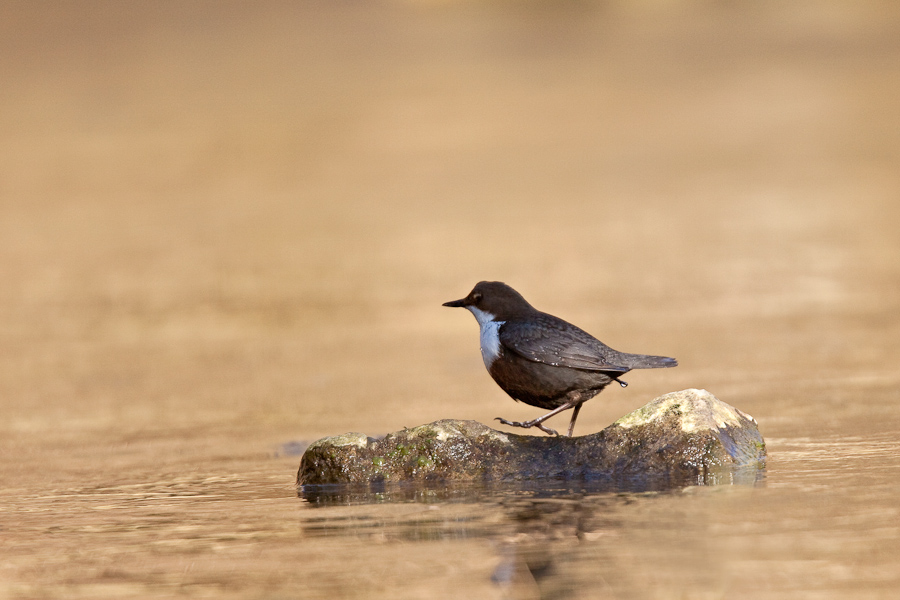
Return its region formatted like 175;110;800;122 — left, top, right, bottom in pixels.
496;401;578;436
563;390;588;437
566;403;583;437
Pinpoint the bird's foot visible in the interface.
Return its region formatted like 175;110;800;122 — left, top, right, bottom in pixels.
495;417;559;436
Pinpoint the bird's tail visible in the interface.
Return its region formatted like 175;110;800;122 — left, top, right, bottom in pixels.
619;353;677;369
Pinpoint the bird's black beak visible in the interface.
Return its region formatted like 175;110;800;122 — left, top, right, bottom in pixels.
442;298;467;308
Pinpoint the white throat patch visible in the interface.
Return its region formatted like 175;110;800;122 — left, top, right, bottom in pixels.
467;306;504;369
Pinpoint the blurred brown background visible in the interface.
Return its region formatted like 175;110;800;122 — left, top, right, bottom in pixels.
3;0;899;471
1;1;899;597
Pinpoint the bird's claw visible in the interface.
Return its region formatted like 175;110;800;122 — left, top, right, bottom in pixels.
495;417;559;436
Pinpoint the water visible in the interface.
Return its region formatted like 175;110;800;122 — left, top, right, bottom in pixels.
291;434;900;599
1;2;899;598
4;438;897;599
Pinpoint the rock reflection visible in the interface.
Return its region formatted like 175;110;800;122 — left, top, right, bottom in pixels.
298;468;764;507
296;479;760;597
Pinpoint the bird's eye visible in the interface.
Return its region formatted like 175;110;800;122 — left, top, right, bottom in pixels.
471;292;482;304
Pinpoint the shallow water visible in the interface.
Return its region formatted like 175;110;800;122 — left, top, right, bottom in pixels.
1;2;899;598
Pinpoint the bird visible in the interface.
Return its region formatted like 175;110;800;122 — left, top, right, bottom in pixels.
443;281;676;437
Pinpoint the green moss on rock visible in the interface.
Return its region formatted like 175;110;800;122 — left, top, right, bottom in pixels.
297;389;766;488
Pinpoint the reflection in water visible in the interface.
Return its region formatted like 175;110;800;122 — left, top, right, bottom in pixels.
298;467;766;507
297;479;761;598
291;435;900;598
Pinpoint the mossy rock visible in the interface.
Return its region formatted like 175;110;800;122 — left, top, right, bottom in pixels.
297;389;765;488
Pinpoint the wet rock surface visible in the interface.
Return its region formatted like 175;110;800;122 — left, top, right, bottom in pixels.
297;389;766;488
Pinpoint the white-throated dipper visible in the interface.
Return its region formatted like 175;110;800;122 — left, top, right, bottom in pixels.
443;281;677;437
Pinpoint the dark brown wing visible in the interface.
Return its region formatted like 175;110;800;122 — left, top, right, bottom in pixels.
498;313;631;373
